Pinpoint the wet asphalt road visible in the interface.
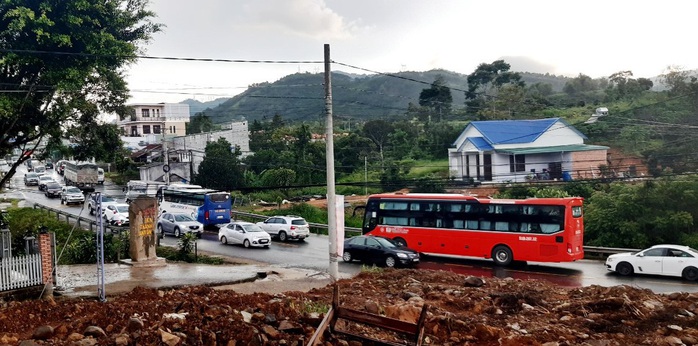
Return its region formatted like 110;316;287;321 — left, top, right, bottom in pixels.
6;166;698;294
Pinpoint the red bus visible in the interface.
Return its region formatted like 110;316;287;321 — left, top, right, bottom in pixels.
361;193;584;266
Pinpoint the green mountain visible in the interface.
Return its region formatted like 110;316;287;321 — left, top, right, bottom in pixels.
194;69;572;124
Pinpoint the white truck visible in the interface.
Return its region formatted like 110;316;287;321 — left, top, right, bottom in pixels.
63;162;99;192
125;180;168;203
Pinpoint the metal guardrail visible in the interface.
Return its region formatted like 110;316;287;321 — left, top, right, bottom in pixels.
583;245;640;256
32;203;126;234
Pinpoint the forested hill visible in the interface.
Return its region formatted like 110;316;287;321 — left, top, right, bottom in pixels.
192;69;571;124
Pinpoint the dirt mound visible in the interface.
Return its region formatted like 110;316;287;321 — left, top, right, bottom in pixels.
1;269;697;345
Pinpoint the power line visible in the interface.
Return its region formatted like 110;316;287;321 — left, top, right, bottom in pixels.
0;49;323;64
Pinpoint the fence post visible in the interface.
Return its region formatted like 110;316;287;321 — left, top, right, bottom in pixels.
38;231;54;299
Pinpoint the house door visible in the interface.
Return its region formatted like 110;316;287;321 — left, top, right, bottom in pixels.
548;162;562;180
483;154;493;181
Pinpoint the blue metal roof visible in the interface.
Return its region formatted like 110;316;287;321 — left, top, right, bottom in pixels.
471;118;566;144
467;137;494;151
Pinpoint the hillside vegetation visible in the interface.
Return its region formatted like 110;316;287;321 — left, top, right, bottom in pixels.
196;69;572;123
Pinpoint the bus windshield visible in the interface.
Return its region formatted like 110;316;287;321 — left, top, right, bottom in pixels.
361;193;584;266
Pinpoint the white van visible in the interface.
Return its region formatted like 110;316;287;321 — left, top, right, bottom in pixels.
97;168;104;185
33;165;46;176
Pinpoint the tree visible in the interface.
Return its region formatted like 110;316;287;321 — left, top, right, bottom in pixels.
418;75;452;121
465;60;524;117
362;120;394;164
562;74;598;95
194;138;245;191
260;168;296;197
0;0;161;188
187;113;215;134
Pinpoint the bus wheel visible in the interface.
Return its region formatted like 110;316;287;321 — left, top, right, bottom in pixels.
385;256;396;268
342;251;353;262
393;237;407;248
492;245;513;266
682;267;698;281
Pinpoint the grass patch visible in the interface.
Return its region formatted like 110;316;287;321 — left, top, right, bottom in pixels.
156;245;230;265
406;159;449;178
301;301;330;314
360;264;384;273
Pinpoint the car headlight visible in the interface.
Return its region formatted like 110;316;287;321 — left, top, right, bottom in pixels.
606;257;614;263
397;253;408;259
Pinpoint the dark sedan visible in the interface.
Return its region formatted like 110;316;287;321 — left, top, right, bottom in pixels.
44;182;62;198
342;235;420;268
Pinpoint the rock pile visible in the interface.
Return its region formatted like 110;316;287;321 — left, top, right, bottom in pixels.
0;269;697;345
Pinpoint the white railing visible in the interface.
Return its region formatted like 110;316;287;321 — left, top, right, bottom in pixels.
0;253;43;291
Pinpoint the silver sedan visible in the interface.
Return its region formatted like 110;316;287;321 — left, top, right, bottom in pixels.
157;212;203;238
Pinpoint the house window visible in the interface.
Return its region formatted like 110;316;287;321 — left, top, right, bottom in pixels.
509;155;525;172
141;109;150;117
142;125;151;134
153;125;161;134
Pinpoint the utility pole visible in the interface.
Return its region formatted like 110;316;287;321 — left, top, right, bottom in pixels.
364;156;368;196
324;44;338;282
162;123;170;185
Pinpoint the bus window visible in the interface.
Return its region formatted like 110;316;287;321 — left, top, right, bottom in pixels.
449;204;463;212
380;202;408;210
380;216;409;226
540;223;561;234
495;222;509;231
453;220;464;228
466;219;478;229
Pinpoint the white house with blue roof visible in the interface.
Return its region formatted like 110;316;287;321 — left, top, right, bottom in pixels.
448;118;609;183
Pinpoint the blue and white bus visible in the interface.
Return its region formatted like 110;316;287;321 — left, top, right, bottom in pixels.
156;184;232;226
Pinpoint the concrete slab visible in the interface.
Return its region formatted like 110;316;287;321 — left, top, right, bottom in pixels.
54;262;264;298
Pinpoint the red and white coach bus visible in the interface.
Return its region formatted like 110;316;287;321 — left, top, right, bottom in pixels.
361;193;584;266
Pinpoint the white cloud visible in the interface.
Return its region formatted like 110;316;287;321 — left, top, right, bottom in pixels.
125;0;698;104
241;0;364;40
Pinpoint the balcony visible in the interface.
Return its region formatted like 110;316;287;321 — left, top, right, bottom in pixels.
125;116;167;123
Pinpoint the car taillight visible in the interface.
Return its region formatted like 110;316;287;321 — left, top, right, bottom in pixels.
204;211;209;220
291;226;297;230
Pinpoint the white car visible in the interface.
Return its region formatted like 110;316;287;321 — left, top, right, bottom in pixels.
87;194;118;216
606;244;698;281
219;221;271;248
104;203;130;226
256;215;310;242
0;159;10;175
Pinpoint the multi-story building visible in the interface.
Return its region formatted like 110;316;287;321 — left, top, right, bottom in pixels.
119;103;190;138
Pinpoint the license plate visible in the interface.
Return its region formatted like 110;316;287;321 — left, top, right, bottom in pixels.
217;216;223;219
259;239;269;243
216;209;226;213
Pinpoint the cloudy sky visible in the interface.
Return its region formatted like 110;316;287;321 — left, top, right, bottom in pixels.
125;0;697;103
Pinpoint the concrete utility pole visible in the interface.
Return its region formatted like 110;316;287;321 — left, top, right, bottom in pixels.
324;44;338;281
162;124;170;185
